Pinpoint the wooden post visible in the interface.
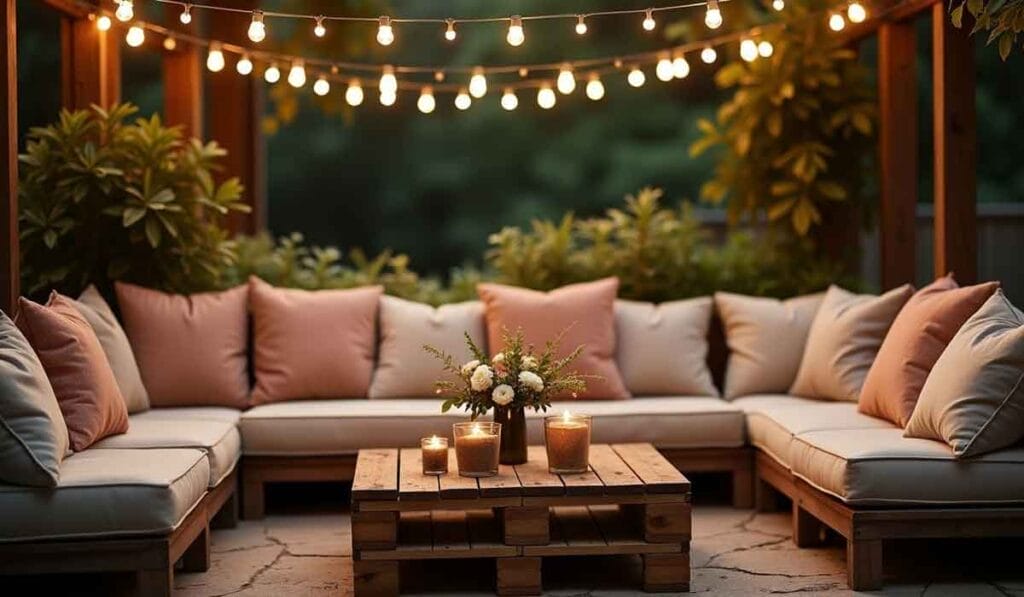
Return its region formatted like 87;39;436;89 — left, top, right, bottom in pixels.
162;6;202;138
877;20;918;289
932;2;977;283
61;15;121;110
0;0;17;314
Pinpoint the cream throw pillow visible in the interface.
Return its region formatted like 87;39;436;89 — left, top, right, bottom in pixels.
369;297;487;398
789;284;913;402
904;291;1024;457
715;292;824;399
615;298;718;397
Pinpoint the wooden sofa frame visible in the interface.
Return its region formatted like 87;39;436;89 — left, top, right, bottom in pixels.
0;469;238;597
754;450;1024;590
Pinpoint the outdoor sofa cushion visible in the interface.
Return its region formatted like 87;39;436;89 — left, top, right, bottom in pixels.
92;416;241;487
132;406;243;425
0;448;208;542
789;427;1024;505
239;397;745;456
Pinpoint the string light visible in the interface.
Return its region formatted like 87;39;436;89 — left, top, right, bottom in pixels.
445;19;457;41
575;15;588;35
556;66;576;95
656;57;674;81
537;85;557;109
501;88;519;111
740;38;758;62
758;40;774;57
847;1;867;23
126;25;145;47
236;54;253;75
772;0;786;10
705;0;723;29
377;16;394;46
179;4;192;25
248;11;266;43
163;36;177;51
264;63;280;83
627;66;646;87
288;62;307;87
454;89;472;110
314;16;326;38
585;74;605;100
701;45;718;64
828;11;846;31
469;68;487;98
345;79;364;106
96;15;112;31
642;8;656;31
206;44;226;72
417;87;436;113
313;76;330;96
115;0;133;22
507;16;525;46
673;54;691;78
379;66;398;95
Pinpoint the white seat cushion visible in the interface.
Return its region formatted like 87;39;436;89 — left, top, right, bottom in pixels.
790;428;1024;505
734;395;893;468
93;417;240;487
240;397;745;456
0;448;208;542
131;406;242;425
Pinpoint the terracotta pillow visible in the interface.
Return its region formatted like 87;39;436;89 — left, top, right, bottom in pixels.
250;277;382;404
790;284;914;402
715;292;824;400
16;293;128;451
859;275;999;426
369;297;486;398
476;278;630;400
116;282;250;409
904;290;1024;457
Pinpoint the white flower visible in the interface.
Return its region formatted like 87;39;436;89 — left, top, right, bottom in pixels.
519;370;544;392
492;352;506;367
460;359;481;378
491;384;515;406
470;364;494;391
521;355;539;371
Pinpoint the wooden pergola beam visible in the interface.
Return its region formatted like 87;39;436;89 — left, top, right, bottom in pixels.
163;6;203;138
61;15;121;109
1;0;16;314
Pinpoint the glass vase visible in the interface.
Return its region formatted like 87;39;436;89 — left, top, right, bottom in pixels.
493;405;527;465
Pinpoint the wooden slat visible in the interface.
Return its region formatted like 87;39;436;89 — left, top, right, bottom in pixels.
612;444;690;494
554;506;605;547
524;505;682;557
559;466;605;496
587;445;644;495
351;449;399;501
162;4;202;139
396;511;432;554
592;505;683;555
0;0;16;315
398;449;439;500
430;510;470;555
466;509;516;556
358;496;520;512
478;464;522;497
512;446;564;496
440;448;481;499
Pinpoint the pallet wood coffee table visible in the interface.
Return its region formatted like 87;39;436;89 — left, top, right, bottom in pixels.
351;443;691;596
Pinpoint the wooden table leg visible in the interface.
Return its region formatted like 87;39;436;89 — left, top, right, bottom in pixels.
847;538;883;591
353;511;398;550
180;522;211;572
640;503;691;543
354;559;399;597
502;506;550;545
643;552;690;592
497;557;541;596
137;566;173;597
793;504;825;548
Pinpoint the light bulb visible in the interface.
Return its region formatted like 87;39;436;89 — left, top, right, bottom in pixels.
380;92;396;107
829;12;846;31
642;8;656;31
345;80;364;106
701;46;718;64
163;36;177;51
585;74;604;100
575;15;587;35
96;15;112;31
313;76;330;96
758;40;774;58
537;85;556;109
501;89;518;111
469;68;487;98
417;87;436;114
445;19;456;41
314;16;326;38
115;0;133;22
206;46;225;72
179;4;192;24
379;67;397;95
556;66;576;94
656;58;674;82
248;11;266;43
264;64;280;84
672;55;690;78
288;62;306;88
125;26;145;47
627;67;646;87
454;89;472;110
740;38;759;62
507;16;524;47
848;1;867;23
236;55;253;75
376;16;394;46
772;0;785;10
705;0;723;29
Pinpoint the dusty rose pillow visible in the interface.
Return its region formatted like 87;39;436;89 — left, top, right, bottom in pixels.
476;278;631;400
250;277;383;404
116;282;250;409
859;275;999;427
16;293;128;451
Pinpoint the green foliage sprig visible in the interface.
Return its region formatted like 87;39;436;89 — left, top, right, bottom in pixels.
951;0;1024;60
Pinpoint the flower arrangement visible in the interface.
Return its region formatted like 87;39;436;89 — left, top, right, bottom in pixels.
424;328;588;419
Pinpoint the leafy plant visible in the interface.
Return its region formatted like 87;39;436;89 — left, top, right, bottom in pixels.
951;0;1024;60
18;104;248;296
690;0;875;237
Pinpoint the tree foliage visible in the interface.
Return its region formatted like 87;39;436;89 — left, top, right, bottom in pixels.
951;0;1024;60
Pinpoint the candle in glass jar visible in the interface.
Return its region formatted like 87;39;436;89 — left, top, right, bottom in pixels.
421;435;449;475
453;422;501;477
545;411;592;474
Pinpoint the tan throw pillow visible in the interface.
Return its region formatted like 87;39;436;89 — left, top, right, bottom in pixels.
72;285;150;414
789;284;914;402
250;277;383;404
0;311;69;487
715;292;824;400
369;297;487;398
859;275;999;426
477;278;630;400
904;290;1024;457
615;298;718;397
116;282;250;409
16;294;129;451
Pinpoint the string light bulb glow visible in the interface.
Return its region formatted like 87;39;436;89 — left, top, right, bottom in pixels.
288;62;307;88
501;88;519;111
179;4;192;24
758;40;774;58
115;0;133;22
740;38;759;62
847;1;867;23
556;66;576;94
445;19;457;41
379;67;398;95
773;0;786;10
206;45;225;72
248;11;266;43
313;76;330;96
417;87;436;114
701;45;718;64
705;0;723;29
656;57;674;81
376;16;394;45
163;36;177;51
537;85;556;109
585;74;605;100
345;79;364;106
380;92;397;107
126;26;145;47
264;63;280;83
96;15;112;31
507;16;524;46
454;89;472;110
642;8;656;31
828;11;846;31
575;15;588;35
314;16;326;37
236;54;253;75
469;68;487;98
627;66;646;87
672;54;690;78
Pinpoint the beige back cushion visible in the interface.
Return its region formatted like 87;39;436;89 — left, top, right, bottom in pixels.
904;291;1024;457
369;297;487;398
715;292;824;400
614;298;718;397
789;284;913;402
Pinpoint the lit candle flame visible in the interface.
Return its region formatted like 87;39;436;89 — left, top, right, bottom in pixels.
562;410;573;423
471;422;482;435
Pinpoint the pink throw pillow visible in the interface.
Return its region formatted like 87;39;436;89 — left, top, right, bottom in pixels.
858;275;999;427
116;282;250;409
249;277;382;404
476;278;631;400
16;293;129;451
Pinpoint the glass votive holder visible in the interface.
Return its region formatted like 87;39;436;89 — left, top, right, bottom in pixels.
421;436;449;475
544;411;592;474
453;421;501;477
